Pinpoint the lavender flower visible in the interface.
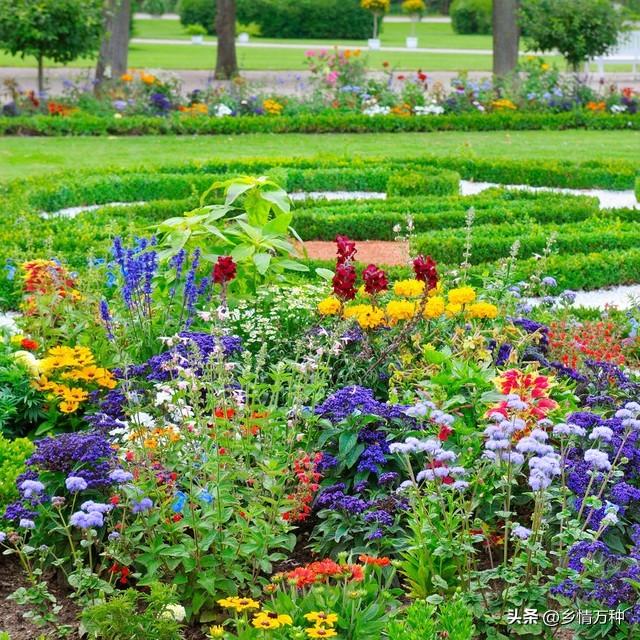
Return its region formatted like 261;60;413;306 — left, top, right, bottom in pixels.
65;476;88;493
584;449;611;471
132;498;153;514
512;525;532;540
109;469;133;484
19;519;35;530
19;480;45;498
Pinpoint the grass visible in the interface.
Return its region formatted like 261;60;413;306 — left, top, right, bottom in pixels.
133;19;496;50
1;130;639;180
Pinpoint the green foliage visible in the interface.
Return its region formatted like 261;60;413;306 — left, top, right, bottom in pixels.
236;0;374;39
386;169;460;197
178;0;215;34
2;111;640;137
156;176;308;291
81;583;184;640
0;0;103;65
0;354;44;438
450;0;492;34
0;431;34;516
519;0;626;69
387;596;476;640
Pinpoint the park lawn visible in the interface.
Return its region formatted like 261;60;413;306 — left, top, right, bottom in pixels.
1;130;639;180
133;18;496;50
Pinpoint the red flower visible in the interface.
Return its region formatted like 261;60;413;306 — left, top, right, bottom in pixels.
413;255;438;289
20;338;38;350
362;264;388;295
109;495;120;505
215;407;235;419
418;72;428;82
336;235;357;265
172;514;183;522
438;424;453;441
109;563;130;585
212;256;237;284
332;264;357;301
358;554;391;566
125;452;135;462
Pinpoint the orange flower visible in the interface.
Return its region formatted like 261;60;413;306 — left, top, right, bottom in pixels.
586;101;606;112
121;73;133;82
358;554;391;566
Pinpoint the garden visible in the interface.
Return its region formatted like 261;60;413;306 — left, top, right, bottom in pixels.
3;0;640;638
0;152;640;640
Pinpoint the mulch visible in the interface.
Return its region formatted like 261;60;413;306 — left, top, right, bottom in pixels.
300;240;410;266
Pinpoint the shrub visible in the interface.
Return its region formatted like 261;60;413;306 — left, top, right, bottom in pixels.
232;0;373;39
386;169;460;197
519;0;625;70
0;432;34;517
450;0;492;34
178;0;215;34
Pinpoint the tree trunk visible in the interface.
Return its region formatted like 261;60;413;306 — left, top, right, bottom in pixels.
37;55;44;95
95;0;131;92
492;0;519;76
215;0;238;79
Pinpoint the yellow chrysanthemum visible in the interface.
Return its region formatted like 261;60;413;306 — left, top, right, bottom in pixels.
393;279;425;298
252;612;293;629
467;302;499;319
318;297;342;316
208;626;225;638
355;305;386;330
445;303;463;317
306;628;338;639
423;296;445;319
304;612;338;626
385;300;416;323
447;287;476;306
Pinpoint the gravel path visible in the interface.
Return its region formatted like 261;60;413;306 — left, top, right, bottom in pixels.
302;240;409;266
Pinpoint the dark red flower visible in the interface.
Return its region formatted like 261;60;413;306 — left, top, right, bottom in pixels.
20;338;38;350
418;72;428;82
332;264;357;301
335;235;357;265
362;264;388;295
212;256;237;284
438;425;453;442
413;255;438;289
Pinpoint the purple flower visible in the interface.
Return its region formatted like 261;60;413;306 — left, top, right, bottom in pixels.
109;469;133;484
70;511;104;529
512;525;532;540
19;480;45;498
65;476;88;492
584;449;611;471
19;519;35;530
132;498;153;514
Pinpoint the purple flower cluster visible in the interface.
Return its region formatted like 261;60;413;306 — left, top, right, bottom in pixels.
315;386;408;425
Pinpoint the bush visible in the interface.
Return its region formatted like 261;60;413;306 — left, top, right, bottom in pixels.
386;169;460;197
235;0;373;39
450;0;492;34
178;0;215;34
0;433;34;517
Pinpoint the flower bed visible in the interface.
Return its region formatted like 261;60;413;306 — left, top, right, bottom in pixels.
2;175;640;638
1;57;639;136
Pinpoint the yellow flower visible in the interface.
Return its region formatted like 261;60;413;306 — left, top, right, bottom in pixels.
355;305;386;330
208;626;225;638
306;628;338;639
59;400;79;414
447;287;476;306
10;334;25;345
541;63;550;71
423;296;445;319
491;98;517;110
217;596;260;612
385;300;415;323
62;387;89;403
393;279;425;298
121;73;133;82
343;304;369;319
252;612;293;629
318;297;342;316
140;72;156;85
263;98;284;115
445;302;463;317
13;350;42;375
304;612;338;626
467;302;499;319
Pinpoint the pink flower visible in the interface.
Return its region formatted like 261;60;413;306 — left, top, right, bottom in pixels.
305;50;316;57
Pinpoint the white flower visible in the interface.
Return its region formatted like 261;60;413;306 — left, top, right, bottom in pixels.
214;103;233;117
414;102;445;115
129;412;155;428
160;604;186;622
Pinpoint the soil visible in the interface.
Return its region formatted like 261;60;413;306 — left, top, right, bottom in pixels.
300;241;410;267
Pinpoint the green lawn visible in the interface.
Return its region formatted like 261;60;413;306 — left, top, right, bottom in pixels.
133;19;495;50
2;130;639;180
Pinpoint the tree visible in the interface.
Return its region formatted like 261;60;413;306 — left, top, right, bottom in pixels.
493;0;519;75
0;0;103;94
215;0;238;79
95;0;132;90
519;0;625;72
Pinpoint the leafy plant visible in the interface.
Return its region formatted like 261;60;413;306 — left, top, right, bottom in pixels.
157;176;308;291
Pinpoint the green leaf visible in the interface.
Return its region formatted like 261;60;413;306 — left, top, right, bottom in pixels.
316;268;335;281
230;244;255;261
278;259;309;272
263;212;293;235
253;253;271;275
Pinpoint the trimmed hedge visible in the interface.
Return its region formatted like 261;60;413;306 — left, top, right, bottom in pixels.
1;111;640;137
386;170;460;197
636;176;640;201
412;219;640;264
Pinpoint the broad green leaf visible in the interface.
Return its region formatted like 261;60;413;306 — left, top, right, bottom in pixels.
278;259;309;272
253;253;272;275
